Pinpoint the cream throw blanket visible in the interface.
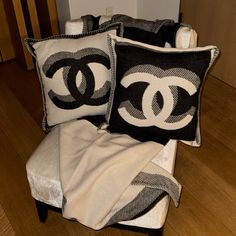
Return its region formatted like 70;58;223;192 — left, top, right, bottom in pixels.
59;119;181;230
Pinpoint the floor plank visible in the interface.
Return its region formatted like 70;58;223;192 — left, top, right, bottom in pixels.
0;203;15;236
170;143;236;235
0;79;45;162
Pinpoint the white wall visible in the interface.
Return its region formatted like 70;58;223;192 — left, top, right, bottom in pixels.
68;0;137;19
137;0;180;22
56;0;180;33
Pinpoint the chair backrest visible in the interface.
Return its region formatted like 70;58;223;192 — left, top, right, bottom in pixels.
65;15;197;49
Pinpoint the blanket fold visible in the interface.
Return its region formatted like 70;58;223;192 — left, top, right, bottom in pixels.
59;119;181;230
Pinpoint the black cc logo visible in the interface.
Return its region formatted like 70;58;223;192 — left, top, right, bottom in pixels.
42;48;111;110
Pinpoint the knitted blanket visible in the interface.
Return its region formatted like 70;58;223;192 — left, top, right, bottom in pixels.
59;119;181;230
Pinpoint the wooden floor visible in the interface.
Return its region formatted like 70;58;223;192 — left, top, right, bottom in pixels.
0;60;235;236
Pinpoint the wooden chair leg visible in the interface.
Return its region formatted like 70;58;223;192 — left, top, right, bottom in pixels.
148;227;163;236
114;224;163;236
35;200;48;223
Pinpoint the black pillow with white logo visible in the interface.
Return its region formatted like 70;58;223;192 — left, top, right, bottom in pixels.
25;23;122;130
99;14;180;47
106;35;219;144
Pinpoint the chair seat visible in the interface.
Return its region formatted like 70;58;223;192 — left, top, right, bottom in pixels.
26;123;178;229
26;127;63;208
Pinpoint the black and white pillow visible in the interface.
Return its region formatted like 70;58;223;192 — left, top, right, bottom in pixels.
25;23;122;130
106;35;219;144
106;14;179;47
81;14;181;47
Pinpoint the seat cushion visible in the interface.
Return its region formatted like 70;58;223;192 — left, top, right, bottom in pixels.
26;122;177;229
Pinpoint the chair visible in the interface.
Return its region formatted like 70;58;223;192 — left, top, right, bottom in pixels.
26;15;198;236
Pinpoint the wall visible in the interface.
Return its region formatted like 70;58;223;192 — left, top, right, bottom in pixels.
137;0;180;22
69;0;137;19
181;0;236;88
1;0;59;64
56;0;137;33
56;0;180;33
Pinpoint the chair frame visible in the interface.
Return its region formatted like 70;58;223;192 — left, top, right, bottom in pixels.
34;200;163;236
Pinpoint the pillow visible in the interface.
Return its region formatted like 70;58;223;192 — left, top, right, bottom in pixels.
82;14;181;47
81;14;101;33
108;14;179;47
25;23;122;130
106;34;219;144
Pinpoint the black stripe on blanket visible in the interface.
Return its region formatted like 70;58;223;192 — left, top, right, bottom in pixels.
106;172;180;226
132;172;180;205
106;187;164;226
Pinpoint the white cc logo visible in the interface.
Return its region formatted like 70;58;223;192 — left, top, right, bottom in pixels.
118;65;200;130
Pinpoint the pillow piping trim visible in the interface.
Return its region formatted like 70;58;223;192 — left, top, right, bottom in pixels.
35;60;51;131
105;34;117;123
181;47;220;146
24;22;124;58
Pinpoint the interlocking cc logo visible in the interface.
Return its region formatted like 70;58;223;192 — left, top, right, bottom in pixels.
118;65;200;130
42;48;110;109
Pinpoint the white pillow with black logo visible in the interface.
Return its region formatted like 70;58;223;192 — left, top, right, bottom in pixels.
106;34;219;145
25;23;122;130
